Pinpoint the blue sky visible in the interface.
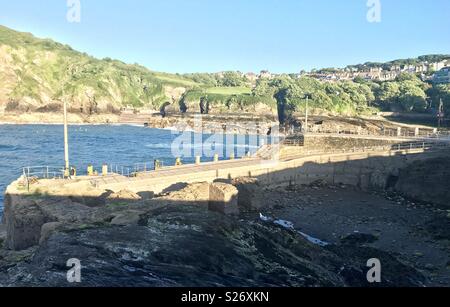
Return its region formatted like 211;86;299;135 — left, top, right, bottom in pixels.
0;0;449;73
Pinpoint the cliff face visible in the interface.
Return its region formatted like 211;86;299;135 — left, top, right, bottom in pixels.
0;25;195;116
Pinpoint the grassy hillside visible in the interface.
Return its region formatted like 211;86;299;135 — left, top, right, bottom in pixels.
0;25;201;114
205;87;252;95
0;25;447;122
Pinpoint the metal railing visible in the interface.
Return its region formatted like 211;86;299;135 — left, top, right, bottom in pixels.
304;129;450;139
92;161;166;178
20;160;170;183
280;141;450;161
22;166;65;180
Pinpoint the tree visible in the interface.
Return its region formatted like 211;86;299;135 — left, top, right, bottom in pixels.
252;78;274;97
219;71;245;87
398;81;428;112
376;82;400;105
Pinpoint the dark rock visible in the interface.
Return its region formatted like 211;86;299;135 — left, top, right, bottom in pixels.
341;233;379;246
423;217;450;241
2;204;425;287
326;245;426;287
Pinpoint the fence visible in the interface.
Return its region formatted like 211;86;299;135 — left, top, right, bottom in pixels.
21;160;167;182
304;129;450;139
22;166;65;180
107;161;166;177
280;141;450;161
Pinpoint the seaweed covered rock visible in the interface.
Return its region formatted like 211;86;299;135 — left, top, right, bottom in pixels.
3;204;425;287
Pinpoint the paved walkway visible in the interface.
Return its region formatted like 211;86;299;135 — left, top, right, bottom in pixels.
91;158;263;187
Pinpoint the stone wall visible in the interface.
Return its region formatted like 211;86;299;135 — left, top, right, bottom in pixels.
303;135;403;151
96;147;450;203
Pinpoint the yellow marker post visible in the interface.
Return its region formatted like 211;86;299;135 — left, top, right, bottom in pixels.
102;164;108;176
87;165;94;176
154;160;161;170
195;156;201;165
214;154;219;163
175;158;182;166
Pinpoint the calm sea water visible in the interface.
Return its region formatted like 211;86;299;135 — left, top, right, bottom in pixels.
0;125;267;217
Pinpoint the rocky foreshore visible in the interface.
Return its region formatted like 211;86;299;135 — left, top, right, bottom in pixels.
0;111;279;137
1;174;448;287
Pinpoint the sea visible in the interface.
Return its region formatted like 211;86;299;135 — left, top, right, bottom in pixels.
0;124;270;217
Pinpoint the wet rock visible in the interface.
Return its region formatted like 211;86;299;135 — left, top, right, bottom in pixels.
4;197;49;250
39;198;96;223
423;217;450;241
327;245;426;287
39;222;63;244
340;233;379;246
309;179;329;188
424;264;436;271
0;224;5;246
2;204;426;287
110;210;143;226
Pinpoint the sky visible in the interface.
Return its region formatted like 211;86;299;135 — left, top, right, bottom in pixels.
0;0;449;74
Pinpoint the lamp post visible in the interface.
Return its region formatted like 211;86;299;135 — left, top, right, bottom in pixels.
304;94;311;134
63;100;70;178
438;98;444;129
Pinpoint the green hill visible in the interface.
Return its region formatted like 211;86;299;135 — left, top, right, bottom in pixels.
0;25;203;115
0;24;448;122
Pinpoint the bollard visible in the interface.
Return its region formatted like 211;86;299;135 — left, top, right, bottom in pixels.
229;153;235;160
87;164;94;176
102;164;108;176
195;156;201;165
70;167;77;178
175;157;182;166
154;160;161;170
214;154;219;163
